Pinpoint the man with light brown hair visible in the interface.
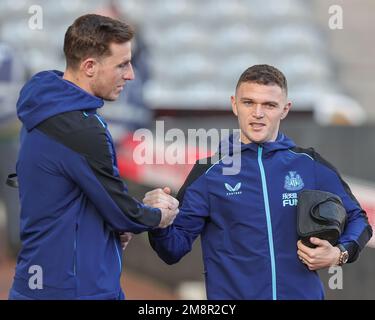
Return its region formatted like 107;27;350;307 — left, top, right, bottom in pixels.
9;14;178;300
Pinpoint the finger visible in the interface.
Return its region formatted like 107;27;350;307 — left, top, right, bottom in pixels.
145;188;171;199
158;209;172;228
163;187;171;194
299;257;314;269
307;264;317;270
163;195;179;209
156;197;179;210
297;254;308;265
298;254;321;270
168;212;178;226
144;188;163;198
153;198;174;207
143;193;166;204
160;208;179;227
120;234;131;241
297;249;318;265
147;188;178;209
297;250;311;263
120;234;132;250
121;238;131;250
144;192;176;204
297;240;310;253
310;237;329;247
297;241;316;256
120;232;132;241
297;240;306;249
171;197;179;209
306;260;322;270
168;212;178;225
162;198;179;210
297;249;320;269
143;197;173;209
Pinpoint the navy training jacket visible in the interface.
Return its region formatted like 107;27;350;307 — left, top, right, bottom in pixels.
11;70;161;299
149;133;372;300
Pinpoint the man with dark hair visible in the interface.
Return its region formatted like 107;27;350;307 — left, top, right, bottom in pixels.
8;14;178;300
235;64;288;93
145;64;372;299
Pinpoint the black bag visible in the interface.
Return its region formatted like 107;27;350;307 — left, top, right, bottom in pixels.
297;189;347;248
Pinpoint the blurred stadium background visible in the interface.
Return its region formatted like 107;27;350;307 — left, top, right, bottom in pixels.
1;0;374;299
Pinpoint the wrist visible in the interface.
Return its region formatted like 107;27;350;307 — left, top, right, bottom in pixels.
333;247;341;266
336;244;349;266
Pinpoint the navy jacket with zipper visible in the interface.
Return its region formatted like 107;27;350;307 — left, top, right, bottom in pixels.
149;132;372;300
11;70;161;299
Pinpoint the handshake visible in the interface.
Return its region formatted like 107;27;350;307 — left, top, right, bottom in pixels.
120;187;179;250
143;186;179;229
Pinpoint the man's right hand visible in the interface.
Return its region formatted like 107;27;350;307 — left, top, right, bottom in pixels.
143;187;179;228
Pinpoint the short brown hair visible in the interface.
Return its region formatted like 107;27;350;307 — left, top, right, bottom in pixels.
63;14;134;70
236;64;288;94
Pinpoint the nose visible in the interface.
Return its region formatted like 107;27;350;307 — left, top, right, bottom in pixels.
123;63;135;80
253;104;264;118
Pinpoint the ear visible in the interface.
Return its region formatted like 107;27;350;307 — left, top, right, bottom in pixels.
280;101;292;120
80;58;98;77
231;95;238;116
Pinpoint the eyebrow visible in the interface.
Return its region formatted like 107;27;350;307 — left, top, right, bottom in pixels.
240;98;279;105
118;59;131;65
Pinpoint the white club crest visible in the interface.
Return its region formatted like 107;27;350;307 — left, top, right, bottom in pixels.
284;171;304;191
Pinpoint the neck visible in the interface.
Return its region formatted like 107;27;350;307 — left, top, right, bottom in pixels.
63;69;94;95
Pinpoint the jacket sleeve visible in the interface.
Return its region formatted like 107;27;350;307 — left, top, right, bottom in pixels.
314;153;373;262
37;111;161;233
148;162;210;264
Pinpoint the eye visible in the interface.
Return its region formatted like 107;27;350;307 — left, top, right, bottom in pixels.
243;100;253;106
265;103;277;109
118;62;130;69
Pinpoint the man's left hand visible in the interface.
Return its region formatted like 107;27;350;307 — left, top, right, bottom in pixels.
119;232;133;251
297;237;341;271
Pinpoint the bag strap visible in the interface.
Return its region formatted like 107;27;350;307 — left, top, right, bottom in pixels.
310;196;342;224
